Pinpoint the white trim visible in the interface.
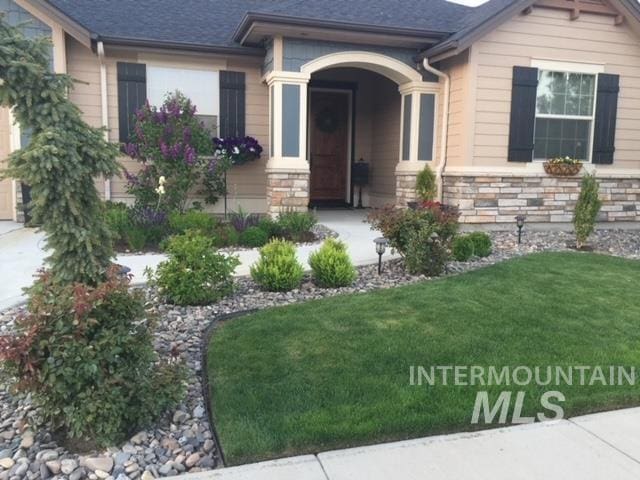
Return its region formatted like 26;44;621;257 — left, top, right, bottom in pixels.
531;59;605;75
308;87;353;204
300;51;423;85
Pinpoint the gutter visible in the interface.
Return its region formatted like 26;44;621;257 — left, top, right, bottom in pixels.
422;58;450;202
97;41;111;201
94;35;265;57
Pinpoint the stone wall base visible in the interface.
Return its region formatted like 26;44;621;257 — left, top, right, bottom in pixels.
266;171;310;216
443;174;640;224
396;173;418;207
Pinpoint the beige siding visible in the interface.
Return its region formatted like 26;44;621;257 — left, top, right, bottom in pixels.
65;37;270;213
370;75;401;205
0;107;13;220
470;6;640;171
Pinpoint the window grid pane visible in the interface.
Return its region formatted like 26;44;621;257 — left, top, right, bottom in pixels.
534;118;591;160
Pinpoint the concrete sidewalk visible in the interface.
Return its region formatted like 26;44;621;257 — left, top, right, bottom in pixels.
0;210;390;310
168;408;640;480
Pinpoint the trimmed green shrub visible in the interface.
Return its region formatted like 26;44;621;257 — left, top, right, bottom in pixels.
0;270;185;447
240;226;270;248
452;235;475;262
250;239;304;291
468;232;492;257
309;239;357;288
415;165;437;202
148;232;240;305
574;173;602;249
277;210;317;242
104;202;131;246
169;210;217;235
404;225;448;276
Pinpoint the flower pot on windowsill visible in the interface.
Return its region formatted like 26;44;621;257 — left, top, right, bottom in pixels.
543;161;583;177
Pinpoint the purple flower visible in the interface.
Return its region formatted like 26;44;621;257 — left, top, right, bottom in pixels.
160;141;170;159
183;127;192;144
124;143;138;158
184;145;197;166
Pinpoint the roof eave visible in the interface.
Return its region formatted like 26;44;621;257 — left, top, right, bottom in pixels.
234;12;451;46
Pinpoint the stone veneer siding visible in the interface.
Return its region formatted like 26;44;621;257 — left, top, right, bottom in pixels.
395;173;419;207
443;174;640;223
266;171;310;215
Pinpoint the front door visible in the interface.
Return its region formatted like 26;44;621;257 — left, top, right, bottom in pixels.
309;90;349;203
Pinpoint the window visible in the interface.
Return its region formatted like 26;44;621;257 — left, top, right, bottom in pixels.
146;66;220;134
533;70;596;161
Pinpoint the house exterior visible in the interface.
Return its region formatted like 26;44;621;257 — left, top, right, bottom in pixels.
1;0;640;224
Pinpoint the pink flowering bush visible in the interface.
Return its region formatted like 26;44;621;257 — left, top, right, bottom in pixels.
124;92;213;212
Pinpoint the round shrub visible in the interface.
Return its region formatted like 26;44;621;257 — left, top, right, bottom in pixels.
250;239;304;291
240;226;270;248
169;210;217;235
258;217;282;238
452;235;475;262
277;210;317;242
468;231;492;258
148;232;240;305
104;201;132;247
309;239;357;288
0;270;185;447
405;225;449;276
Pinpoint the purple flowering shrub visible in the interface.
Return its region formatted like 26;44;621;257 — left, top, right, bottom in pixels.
123;92;213;212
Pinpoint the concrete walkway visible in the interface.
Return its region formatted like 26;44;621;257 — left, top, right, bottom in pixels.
0;210;389;310
167;408;640;480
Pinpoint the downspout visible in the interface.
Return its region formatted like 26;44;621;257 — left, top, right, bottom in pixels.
422;58;450;202
97;41;111;200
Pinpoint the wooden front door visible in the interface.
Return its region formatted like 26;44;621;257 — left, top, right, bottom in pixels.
309;90;349;203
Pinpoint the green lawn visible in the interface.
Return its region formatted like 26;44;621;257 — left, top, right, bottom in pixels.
208;252;640;465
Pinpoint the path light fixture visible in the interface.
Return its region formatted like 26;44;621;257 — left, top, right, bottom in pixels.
515;215;526;245
374;237;389;275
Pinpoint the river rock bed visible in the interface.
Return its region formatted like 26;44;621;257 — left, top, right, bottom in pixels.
0;229;637;479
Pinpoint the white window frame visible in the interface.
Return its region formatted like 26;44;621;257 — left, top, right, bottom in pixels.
531;60;604;163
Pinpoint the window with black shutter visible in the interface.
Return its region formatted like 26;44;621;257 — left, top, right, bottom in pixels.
508;66;538;162
592;73;619;165
117;62;147;144
219;71;246;138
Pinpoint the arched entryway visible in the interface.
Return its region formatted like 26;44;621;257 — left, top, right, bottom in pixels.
265;50;440;214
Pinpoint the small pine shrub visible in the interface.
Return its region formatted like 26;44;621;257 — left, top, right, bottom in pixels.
277;210;317;242
169;210;217;235
574;173;602;249
148;232;240;305
126;227;148;251
404;225;449;276
452;235;475;262
415;165;437;202
309;238;357;288
468;232;492;258
250;239;304;291
0;270;185;447
240;226;270;248
104;202;132;246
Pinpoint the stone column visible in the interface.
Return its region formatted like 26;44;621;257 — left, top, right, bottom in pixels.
395;82;438;207
265;71;311;215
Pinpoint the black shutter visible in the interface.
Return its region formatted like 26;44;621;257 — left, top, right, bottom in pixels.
219;71;246;138
117;62;147;144
508;66;538;162
592;73;619;165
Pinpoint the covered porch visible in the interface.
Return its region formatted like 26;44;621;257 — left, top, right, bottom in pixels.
264;47;443;214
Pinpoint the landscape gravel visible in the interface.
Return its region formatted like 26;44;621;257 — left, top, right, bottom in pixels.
0;229;637;479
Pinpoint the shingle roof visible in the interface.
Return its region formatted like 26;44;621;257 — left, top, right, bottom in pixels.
44;0;518;54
